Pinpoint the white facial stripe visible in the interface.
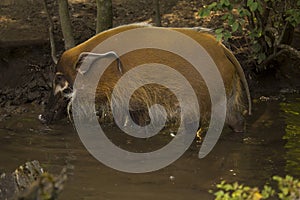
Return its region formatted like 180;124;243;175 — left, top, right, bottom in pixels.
54;81;69;95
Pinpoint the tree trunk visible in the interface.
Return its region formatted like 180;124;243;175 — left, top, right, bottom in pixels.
58;0;75;50
96;0;113;34
153;0;161;27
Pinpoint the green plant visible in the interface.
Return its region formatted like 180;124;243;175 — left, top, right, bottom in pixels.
211;181;274;200
199;0;300;70
211;175;300;200
273;175;300;199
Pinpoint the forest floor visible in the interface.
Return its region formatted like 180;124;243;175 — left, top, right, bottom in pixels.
0;0;299;118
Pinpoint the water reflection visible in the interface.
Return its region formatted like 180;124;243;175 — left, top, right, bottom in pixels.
0;96;300;199
281;97;300;176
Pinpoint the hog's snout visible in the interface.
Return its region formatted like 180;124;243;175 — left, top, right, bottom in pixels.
39;90;70;124
39;72;72;124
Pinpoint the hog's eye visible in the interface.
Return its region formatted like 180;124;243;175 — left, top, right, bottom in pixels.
63;87;72;95
56;76;63;82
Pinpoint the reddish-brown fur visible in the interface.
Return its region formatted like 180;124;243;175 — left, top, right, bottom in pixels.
42;24;251;132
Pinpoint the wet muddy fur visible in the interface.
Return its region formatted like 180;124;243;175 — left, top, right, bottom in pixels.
225;74;246;132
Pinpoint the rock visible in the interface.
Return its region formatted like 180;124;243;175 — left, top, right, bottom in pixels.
0;160;67;200
0;173;18;200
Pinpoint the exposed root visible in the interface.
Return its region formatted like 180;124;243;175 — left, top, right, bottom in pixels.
263;44;300;67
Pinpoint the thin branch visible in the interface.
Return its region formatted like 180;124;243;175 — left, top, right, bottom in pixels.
43;0;58;65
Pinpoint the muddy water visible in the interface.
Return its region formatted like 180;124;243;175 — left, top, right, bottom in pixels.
0;95;299;200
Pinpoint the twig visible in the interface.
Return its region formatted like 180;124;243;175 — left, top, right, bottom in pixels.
43;0;58;65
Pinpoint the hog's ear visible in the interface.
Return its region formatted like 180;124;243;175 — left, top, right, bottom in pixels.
74;51;123;75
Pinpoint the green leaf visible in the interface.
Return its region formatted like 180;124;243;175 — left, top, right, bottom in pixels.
224;0;230;6
286;9;300;27
249;2;258;12
247;0;254;7
215;28;224;34
199;8;211;18
216;33;223;41
232;21;239;32
208;2;217;10
282;187;289;195
220;0;231;7
214;190;225;197
221;13;230;20
257;2;263;14
227;14;235;25
223;31;232;41
261;185;275;198
243;9;251;16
